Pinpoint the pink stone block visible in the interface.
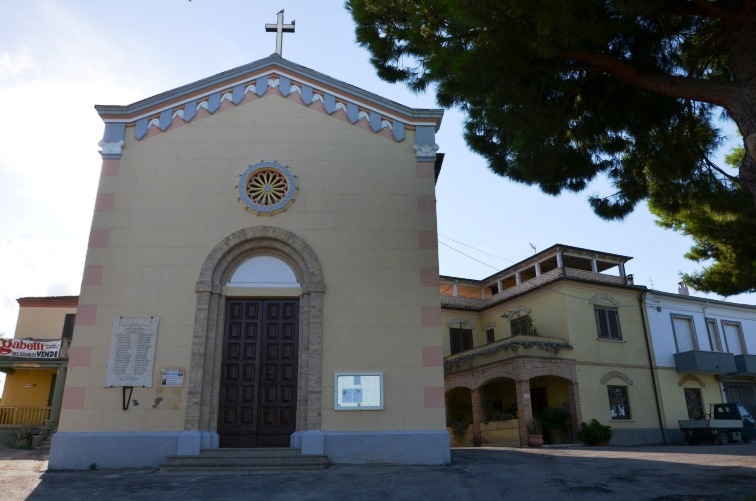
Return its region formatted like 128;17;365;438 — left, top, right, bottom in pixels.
418;231;437;249
420;267;439;287
101;159;120;177
68;346;92;367
417;195;436;213
76;305;97;325
81;265;103;286
88;229;109;248
94;193;115;211
416;163;435;179
424;386;445;408
422;346;443;367
61;387;85;410
421;306;441;327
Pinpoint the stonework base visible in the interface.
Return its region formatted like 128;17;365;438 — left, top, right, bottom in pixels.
319;430;450;465
49;432;184;469
49;429;451;469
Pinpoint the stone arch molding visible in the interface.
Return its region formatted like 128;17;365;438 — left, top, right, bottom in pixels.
445;318;474;329
185;226;325;446
589;293;620;308
600;371;634;385
677;375;706;388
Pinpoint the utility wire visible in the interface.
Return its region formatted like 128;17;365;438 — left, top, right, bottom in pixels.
439;237;637;307
438;234;517;263
438;241;500;271
437;236;636;307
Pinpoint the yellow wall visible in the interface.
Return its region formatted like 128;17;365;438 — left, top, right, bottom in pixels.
15;305;76;339
63;92;445;434
442;279;659;430
654;369;722;428
1;369;55;407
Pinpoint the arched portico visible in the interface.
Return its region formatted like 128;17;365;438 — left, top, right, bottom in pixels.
445;357;581;447
184;226;325;447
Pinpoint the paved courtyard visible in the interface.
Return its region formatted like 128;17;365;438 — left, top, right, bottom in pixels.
2;444;755;500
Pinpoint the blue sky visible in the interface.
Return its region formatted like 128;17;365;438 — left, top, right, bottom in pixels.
1;0;753;346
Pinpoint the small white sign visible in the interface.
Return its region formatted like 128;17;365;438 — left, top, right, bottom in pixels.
161;369;185;387
334;372;383;410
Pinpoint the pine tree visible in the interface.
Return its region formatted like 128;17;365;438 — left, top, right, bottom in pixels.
347;0;756;294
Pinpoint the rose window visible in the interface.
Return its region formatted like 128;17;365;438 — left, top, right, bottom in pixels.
238;161;296;215
247;169;289;206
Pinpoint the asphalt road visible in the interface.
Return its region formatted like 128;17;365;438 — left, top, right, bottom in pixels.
2;444;755;500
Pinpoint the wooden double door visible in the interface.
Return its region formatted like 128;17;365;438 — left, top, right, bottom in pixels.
218;299;299;448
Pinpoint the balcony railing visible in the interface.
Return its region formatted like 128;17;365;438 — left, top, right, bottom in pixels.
673;351;737;374
441;267;628;311
0;406;51;426
734;354;756;375
445;334;573;373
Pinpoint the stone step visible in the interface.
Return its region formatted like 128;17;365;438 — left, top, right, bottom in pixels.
197;447;316;458
159;448;329;474
35;428;57;452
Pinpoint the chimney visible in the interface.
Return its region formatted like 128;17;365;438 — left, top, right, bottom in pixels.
626;274;634;285
677;282;690;296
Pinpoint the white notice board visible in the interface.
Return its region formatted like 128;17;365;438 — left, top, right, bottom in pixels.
105;317;159;387
334;372;383;410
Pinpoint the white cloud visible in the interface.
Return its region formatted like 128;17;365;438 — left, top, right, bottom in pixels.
0;45;36;84
0;230;87;337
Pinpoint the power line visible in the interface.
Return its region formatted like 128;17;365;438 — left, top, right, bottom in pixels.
437;234;517;263
438;241;501;271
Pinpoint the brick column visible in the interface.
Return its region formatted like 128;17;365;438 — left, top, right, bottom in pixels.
516;379;532;447
567;380;582;443
471;387;483;447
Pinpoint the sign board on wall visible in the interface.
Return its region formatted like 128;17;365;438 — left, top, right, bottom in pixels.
334;372;384;410
105;317;159;387
0;339;61;359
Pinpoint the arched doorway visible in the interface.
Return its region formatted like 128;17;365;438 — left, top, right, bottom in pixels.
217;256;301;447
184;226;325;449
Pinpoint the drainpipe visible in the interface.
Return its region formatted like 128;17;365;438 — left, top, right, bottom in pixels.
638;293;666;443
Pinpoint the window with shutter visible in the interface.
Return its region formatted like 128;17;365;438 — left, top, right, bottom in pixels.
595;307;621;340
449;328;473;354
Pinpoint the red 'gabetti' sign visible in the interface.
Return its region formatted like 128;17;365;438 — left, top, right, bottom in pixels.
0;339;61;359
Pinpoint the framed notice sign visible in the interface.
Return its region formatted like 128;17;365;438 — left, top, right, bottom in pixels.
334;372;383;410
105;317;159;387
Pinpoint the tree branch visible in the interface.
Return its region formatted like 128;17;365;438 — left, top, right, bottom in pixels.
560;50;734;108
669;0;742;31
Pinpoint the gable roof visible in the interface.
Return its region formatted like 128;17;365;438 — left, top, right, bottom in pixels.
95;55;443;144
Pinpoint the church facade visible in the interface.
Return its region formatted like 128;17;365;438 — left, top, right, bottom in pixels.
49;55;450;468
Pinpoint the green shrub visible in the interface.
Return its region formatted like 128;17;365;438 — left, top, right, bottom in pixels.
577;419;613;445
449;419;471;440
527;419;542;435
537;407;570;432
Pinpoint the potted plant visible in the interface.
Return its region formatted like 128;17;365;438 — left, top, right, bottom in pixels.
14;426;33;449
577;419;613;446
449;419;471;441
446;395;472;442
527;418;544;447
538;407;570;444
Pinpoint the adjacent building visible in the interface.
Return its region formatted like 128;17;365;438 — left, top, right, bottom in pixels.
645;288;756;441
440;244;665;446
0;296;75;441
440;244;756;447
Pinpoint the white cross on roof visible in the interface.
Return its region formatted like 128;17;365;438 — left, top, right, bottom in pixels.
265;9;295;57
